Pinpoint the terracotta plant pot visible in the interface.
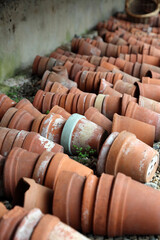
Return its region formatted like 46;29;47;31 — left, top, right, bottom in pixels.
1;128;19;157
61;113;107;155
14;177;53;214
121;93;137;116
53;171;85;230
81;174;98;234
139;96;160;114
31;114;46;133
33;90;47;112
52;65;68;78
15;98;42;118
0;107;18;128
0;206;27;239
146;70;160;79
3;147;39;198
13;208;43;240
84;107;112;134
78;41;101;56
39;113;66;144
108;172;160;236
113;80;136;96
44;152;93;189
105;131;159;182
103;86;123;97
50;105;71;119
135;82;160;101
112;113;155;146
125;101;160;141
94;94;106;112
102;95;122;120
22;131;63;155
142;77;160;85
0;94;16;120
8;108;35;131
0;202;8;218
97;132;119;176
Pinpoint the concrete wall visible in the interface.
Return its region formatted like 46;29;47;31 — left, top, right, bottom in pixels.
0;0;125;83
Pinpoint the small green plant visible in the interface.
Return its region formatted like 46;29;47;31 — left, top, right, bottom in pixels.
73;145;96;160
6;86;22;103
46;110;50;114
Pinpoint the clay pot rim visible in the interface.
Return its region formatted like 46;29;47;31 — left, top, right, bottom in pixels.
60;114;86;154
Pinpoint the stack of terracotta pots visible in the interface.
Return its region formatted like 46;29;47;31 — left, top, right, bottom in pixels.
0;203;89;239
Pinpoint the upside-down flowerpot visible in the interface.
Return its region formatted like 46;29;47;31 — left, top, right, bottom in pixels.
50;105;71;119
97;132;119;176
108;172;160;236
3;147;39;198
1;128;19;157
39;113;66;144
84;107;112;134
31;213;89;240
140;63;160;78
112;113;155;146
61;113;107;155
93;173;114;236
121;93;137;116
8;108;35;131
22;132;63;155
103;86;122;97
15;98;42;118
146;70;160;79
98;78;113;94
14;177;53;214
94;94;106;112
32;151;55;185
0;94;16;120
105;131;159;182
139;96;160;114
13;208;43;240
31;114;46;133
113;80;136;96
52;65;68;78
53;171;85;230
142;77;160;85
102;95;122;120
125;101;160;141
81;174;98;234
135;82;160;101
0;206;27;240
44;152;93;189
78;41;101;56
0;107;18;128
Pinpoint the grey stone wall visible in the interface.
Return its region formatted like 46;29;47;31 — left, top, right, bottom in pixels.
0;0;125;82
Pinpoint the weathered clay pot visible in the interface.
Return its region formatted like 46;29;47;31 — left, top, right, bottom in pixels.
98;78;113;94
14;177;53;214
8;108;35;131
145;70;160;79
3;147;39;198
142;77;160;85
105;131;159;182
139;96;160;114
50;82;69;94
78;41;101;56
113;80;136;96
0;206;27;240
32;55;41;74
37;57;49;77
108;172;160;236
93;173;114;236
81;174;98;234
52;65;68;78
13;208;43;240
102;95;122;120
53;171;85;230
0;95;16;120
44;152;93;189
135;82;160;102
0;107;18;128
103;86;122;97
22;132;63;155
84;107;112;134
64;93;75;113
15;98;42;118
31;114;46;133
121;93;137;116
61;113;107;155
94;94;106;112
0;127;11;154
41;92;54;114
12;130;29;148
84;93;97;112
50;105;71;119
33;90;47;112
39;113;66;144
112;113;155;146
32;151;55;185
125;101;160;141
97;132;119;176
1;128;19;157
